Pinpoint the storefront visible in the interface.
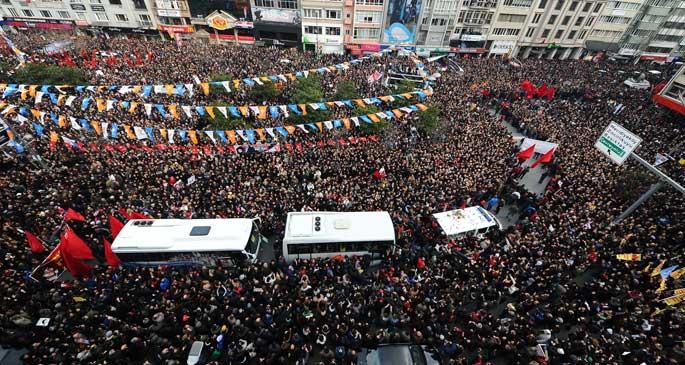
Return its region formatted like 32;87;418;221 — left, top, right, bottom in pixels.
251;7;301;48
2;18;74;30
159;24;195;40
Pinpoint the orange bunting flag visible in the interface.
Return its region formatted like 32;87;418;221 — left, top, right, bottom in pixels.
96;98;106;112
226;130;237;144
200;83;210;96
315;122;323;132
165;84;174;95
285;125;296;134
354;99;365;107
30;109;41;120
368;114;380;123
169;104;178;119
132;85;142;94
57;94;65;105
392;109;403;118
233;80;241;89
29;85;37;97
342;118;351;129
58;115;66;128
123;124;135;139
299;104;308;116
21;90;28;100
255;128;265;141
258;106;267;120
286;73;296;81
90;120;102;135
49;131;59;144
188;130;198;144
129;102;138;113
239;106;249;117
160;128;167;140
401;93;413;99
416;103;428;111
205;106;216;119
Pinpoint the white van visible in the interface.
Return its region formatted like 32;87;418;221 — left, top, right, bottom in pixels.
282;211;396;263
433;207;502;239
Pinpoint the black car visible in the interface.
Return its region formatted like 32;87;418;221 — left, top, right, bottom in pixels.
357;344;441;365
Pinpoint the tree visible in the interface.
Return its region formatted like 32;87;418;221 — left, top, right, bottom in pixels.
209;73;234;95
289;75;330;123
333;81;359;100
210;104;251;131
415;105;441;135
9;63;87;85
356;105;389;134
395;79;418;94
249;83;280;100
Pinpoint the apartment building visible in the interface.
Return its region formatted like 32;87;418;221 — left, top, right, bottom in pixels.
516;0;603;60
585;0;643;52
618;0;685;61
449;0;498;55
154;0;193;36
0;0;157;32
487;0;534;56
301;0;343;54
343;0;386;55
414;0;459;50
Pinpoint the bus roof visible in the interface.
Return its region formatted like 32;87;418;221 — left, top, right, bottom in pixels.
111;219;254;253
283;211;395;244
433;207;498;236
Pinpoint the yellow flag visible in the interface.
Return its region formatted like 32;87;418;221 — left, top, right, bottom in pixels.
662;293;685;306
189;130;198;144
651;307;666;317
238;106;249;117
123;124;135;139
651;260;666;277
30;109;41;120
160;129;167;140
284;125;296;135
368;114;380;123
29;85;37;97
392;109;403;118
416;103;428;111
298;104;308;116
49;131;59;144
674;288;685;296
315;122;323;132
58;115;66;128
671;268;685;280
169;104;178;119
656;279;667;293
616;254;642;261
132;85;142;94
205;106;215;119
129;102;138;114
226;130;236;144
21;90;28;100
200;83;210;96
233;80;241;89
90;120;102;135
96;98;106;112
258;106;267;120
57;94;65;105
354;99;365;108
165;84;174;95
255;128;265;141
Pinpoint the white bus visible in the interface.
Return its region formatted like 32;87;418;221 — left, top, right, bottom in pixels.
282;211;396;263
111;218;266;266
433;207;502;239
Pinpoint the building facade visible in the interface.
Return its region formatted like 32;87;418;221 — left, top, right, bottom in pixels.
0;0;159;32
154;0;194;37
585;0;643;53
249;0;301;47
618;0;685;62
300;0;343;54
343;0;387;55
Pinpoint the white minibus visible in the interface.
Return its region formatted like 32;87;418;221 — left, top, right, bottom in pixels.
111;218;266;266
433;206;502;239
282;211;396;263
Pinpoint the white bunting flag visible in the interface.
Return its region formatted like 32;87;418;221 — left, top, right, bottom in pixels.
204;130;217;144
249;106;260;116
363;98;374;104
400;107;413;114
106;99;115;111
278;105;289;117
35;92;44;104
118;86;132;94
86;86;96;92
323;121;333;130
303;71;309;78
144;103;152;116
181;105;192;118
309;103;319;110
351;117;360;127
220;81;231;93
296;124;309;133
70;117;81;130
101;122;109;139
334;101;345;107
184;84;194;96
376;112;387;119
65;95;76;106
236;130;248;141
133;126;148;140
217;106;228;119
265;128;276;139
277;74;288;82
153;85;165;94
168;129;175;144
252;77;264;85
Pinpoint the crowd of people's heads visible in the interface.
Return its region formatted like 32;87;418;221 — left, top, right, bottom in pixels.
0;29;684;365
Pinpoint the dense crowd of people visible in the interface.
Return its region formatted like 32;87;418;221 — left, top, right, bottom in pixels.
1;29;684;365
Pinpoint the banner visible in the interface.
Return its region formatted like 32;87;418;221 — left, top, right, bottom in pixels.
0;51;394;98
11;102;428;148
616;253;642;261
383;0;422;44
16;89;431;121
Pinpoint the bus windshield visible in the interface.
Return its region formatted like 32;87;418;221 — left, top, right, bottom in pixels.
246;223;261;255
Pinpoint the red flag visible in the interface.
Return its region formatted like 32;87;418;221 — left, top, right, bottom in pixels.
135;51;143;65
103;239;121;267
516;144;535;161
118;207;131;220
129;211;150;220
109;215;124;239
536;83;548;98
61;227;94;260
64;208;85;222
60;243;92;277
30;243;64;279
530;148;555;169
545;87;556;101
25;231;46;253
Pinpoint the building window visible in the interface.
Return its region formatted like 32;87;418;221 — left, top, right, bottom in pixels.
355;11;382;23
531;13;541;24
538;0;547;8
325;9;341;19
116;14;128;21
593;3;602;12
22;9;34;17
303;8;321;18
39;10;52;17
355;0;384;5
7;8;19;17
585;16;595;26
555;0;564;10
431;17;448;26
578;30;587;39
279;0;297;9
554;29;564;38
95;12;108;21
76;12;86;19
567;30;577;39
575;16;584;26
502;0;533;7
133;0;147;9
525;27;535;37
58;11;70;18
353;27;381;39
492;27;520;36
254;0;275;7
547;14;557;24
109;0;122;4
326;27;341;35
569;1;578;10
497;13;526;23
561;15;570;25
304;25;322;34
90;0;101;3
541;28;550;38
582;2;591;12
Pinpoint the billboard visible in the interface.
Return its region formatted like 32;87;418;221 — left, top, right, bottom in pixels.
383;0;422;44
252;7;301;25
